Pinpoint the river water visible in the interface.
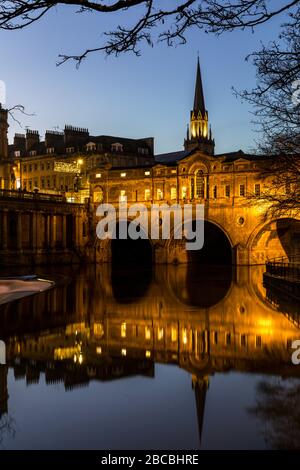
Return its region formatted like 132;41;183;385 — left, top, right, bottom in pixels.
0;264;299;450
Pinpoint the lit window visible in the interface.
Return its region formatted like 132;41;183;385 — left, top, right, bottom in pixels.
14;150;20;157
195;170;205;198
93;187;103;203
120;172;126;177
171;169;177;174
181;186;187;199
157;188;163;200
120;190;126;202
47;147;54;154
96;347;102;355
145;326;151;340
182;329;188;345
144;171;150;176
145;189;151;201
96;173;101;178
121;323;126;338
145;350;151;358
121;348;127;356
171;187;177;200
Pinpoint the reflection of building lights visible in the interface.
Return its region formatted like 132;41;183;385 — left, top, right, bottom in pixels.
121;322;127;338
157;328;164;340
183;328;188;345
73;354;77;363
258;318;272;328
93;322;104;337
96;347;102;355
145;350;151;358
78;353;83;364
171;327;178;342
145;326;151;340
121;348;127;356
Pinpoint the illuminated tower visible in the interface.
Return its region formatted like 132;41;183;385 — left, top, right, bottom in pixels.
184;58;215;155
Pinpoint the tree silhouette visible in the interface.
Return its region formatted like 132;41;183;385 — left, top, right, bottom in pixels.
0;1;298;65
237;7;300;216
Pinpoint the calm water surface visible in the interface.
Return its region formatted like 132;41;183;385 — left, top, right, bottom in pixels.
0;264;299;450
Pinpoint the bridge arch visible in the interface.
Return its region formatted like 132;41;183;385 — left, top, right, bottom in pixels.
167;217;234;265
247;217;300;264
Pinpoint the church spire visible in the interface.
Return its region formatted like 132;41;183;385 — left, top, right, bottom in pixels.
193;57;205;116
184;57;215;155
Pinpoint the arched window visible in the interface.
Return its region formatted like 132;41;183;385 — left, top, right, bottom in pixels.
195;170;205;198
93;186;103;203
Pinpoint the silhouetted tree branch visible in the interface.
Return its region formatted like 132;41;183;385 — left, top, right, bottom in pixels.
8;104;34;126
0;1;299;66
236;7;300;217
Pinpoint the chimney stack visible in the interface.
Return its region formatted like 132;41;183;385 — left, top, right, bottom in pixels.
26;129;39;152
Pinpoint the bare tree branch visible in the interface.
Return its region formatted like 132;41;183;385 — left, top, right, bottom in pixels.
0;1;299;65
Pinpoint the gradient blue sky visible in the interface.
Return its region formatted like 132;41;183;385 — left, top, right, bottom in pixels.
0;5;285;154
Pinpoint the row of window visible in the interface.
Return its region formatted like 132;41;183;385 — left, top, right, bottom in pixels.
114;184;260;202
23;162;53;173
15;143;150;157
213;331;262;348
120;323;263;348
22;176;75;191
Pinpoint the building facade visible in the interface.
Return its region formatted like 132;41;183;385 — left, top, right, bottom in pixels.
0;60;299;266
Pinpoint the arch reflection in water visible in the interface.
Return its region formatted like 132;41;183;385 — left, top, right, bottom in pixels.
0;264;299;448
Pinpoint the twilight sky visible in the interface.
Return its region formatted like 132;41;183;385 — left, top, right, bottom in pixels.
0;5;285;154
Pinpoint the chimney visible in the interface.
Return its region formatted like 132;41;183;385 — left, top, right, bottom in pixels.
26;129;39;152
14;133;26;152
64;125;89;146
0;104;8;160
45;130;64;148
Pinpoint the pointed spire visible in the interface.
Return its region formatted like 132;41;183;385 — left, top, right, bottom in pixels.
193;56;206;116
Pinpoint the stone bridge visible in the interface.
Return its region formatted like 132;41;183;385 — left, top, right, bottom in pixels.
0;189;89;266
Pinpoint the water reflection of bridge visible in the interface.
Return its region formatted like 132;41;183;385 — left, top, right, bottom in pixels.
0;264;299;441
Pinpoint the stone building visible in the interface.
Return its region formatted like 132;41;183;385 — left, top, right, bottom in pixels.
8;126;154;202
91;59;300;265
0;59;299;266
